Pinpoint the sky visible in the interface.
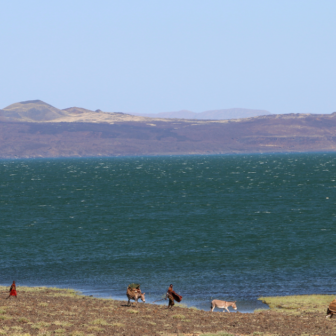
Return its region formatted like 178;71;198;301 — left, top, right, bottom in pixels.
1;0;335;115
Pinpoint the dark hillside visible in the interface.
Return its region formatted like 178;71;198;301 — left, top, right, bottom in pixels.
1;111;336;158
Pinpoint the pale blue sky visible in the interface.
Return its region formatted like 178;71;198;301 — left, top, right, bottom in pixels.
1;0;335;114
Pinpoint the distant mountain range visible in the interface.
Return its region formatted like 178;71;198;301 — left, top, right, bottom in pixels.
1;100;336;159
0;100;270;122
130;108;271;120
0;100;146;123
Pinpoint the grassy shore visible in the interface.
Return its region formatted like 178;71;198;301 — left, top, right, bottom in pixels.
0;286;335;336
258;294;335;315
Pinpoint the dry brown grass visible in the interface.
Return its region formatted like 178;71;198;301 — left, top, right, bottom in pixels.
259;294;335;315
0;286;335;335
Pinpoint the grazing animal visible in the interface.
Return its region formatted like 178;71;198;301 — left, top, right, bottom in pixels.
211;300;237;312
326;299;336;319
126;288;146;305
326;308;334;319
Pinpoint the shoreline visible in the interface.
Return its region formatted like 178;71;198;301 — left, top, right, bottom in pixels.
1;286;335;335
1;283;269;314
3;283;335;313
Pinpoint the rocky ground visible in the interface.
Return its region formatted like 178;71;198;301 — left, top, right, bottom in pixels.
0;287;335;336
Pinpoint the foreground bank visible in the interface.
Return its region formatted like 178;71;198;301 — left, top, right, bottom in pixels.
0;287;335;335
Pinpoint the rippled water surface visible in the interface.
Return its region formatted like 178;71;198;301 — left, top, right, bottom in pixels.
1;154;336;312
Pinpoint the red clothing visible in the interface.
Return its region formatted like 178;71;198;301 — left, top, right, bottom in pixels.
9;283;17;296
166;285;182;303
9;289;17;296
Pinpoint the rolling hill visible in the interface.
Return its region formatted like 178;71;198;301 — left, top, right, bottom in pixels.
1;100;336;158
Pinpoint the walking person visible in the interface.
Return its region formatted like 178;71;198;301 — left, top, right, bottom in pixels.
6;281;17;299
165;284;182;309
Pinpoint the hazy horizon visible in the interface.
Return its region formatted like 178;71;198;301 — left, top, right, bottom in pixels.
3;98;336;117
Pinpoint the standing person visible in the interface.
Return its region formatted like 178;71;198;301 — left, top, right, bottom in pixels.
6;281;17;299
165;284;182;309
166;284;175;309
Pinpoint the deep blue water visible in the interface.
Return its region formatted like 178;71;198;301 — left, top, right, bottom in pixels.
1;154;336;312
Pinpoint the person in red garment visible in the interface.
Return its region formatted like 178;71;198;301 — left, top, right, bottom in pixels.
165;284;182;309
6;281;17;299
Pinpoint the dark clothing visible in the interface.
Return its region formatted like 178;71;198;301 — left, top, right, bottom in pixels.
167;293;175;308
166;285;176;308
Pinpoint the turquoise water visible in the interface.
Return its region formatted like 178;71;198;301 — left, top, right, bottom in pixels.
1;154;336;312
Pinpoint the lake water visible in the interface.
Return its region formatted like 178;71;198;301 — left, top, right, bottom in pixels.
1;153;336;312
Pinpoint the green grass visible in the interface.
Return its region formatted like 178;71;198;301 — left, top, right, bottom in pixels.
30;321;51;329
0;327;9;332
87;326;105;332
258;294;335;314
127;309;139;314
175;303;188;308
199;332;235;336
90;318;109;325
0;285;81;297
38;302;49;307
70;332;85;336
251;333;280;336
11;326;23;331
52;321;73;327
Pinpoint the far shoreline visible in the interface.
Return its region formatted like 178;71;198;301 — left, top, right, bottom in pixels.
2;151;336;161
